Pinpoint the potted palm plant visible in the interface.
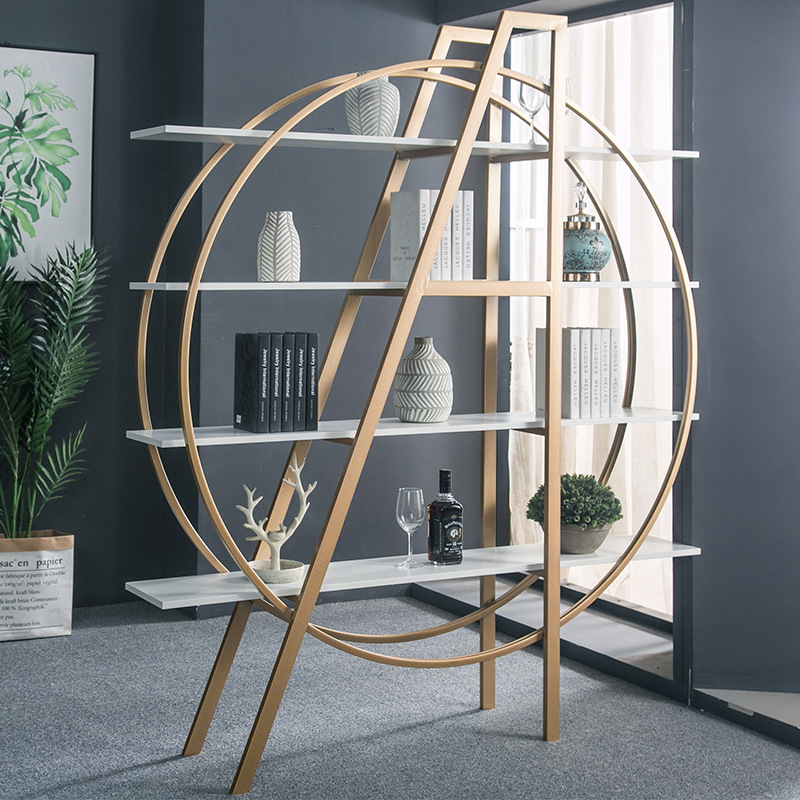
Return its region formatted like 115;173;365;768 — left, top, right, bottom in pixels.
0;243;107;640
527;473;623;554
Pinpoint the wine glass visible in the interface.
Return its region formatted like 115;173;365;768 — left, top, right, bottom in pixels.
395;487;426;569
518;76;546;142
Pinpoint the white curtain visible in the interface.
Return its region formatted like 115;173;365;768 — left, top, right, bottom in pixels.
508;6;675;614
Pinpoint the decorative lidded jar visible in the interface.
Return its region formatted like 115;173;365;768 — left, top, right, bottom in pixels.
393;337;453;423
562;181;612;281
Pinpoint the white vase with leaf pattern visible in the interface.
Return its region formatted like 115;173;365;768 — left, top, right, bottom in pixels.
257;211;301;282
345;73;401;137
393;337;453;423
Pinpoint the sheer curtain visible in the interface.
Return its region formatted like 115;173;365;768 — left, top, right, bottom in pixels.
508;6;676;614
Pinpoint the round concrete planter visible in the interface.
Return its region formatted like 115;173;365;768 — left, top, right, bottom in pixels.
560;523;612;555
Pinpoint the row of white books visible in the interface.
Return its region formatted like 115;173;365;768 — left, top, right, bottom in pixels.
535;328;621;420
390;189;474;281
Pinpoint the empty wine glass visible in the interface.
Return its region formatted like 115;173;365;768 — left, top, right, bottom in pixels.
395;487;426;569
518;76;546;142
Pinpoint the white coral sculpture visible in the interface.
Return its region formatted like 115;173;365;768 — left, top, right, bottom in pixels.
237;454;317;571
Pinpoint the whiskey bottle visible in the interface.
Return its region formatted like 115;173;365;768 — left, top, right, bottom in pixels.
428;468;463;565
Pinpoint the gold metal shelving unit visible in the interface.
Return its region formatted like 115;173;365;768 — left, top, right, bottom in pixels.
127;11;697;794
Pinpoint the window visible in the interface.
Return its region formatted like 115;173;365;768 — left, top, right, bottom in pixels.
508;5;676;614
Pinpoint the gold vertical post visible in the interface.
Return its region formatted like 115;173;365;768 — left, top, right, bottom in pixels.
479;68;503;711
542;19;567;743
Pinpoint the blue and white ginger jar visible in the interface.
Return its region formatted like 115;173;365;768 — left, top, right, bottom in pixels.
563;182;611;281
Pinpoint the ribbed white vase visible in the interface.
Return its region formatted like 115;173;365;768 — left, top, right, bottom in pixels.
257;210;301;282
345;73;401;137
393;337;453;423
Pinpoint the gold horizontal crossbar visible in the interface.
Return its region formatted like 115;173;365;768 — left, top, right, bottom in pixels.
424;280;552;297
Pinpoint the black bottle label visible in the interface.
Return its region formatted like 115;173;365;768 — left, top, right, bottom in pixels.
428;503;463;564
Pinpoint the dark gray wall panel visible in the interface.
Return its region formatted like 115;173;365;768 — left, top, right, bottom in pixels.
692;0;800;691
195;0;494;577
2;1;202;604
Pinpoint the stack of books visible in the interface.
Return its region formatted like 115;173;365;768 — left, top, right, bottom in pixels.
233;332;319;433
390;188;474;281
535;328;621;420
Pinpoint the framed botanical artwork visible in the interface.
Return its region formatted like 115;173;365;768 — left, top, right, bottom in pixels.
0;46;94;280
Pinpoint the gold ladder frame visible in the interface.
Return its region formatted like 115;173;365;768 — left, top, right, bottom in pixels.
134;10;696;795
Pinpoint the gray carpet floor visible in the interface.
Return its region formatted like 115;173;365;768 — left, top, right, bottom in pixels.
2;596;799;800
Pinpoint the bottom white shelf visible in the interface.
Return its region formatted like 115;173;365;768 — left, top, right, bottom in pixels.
125;536;700;610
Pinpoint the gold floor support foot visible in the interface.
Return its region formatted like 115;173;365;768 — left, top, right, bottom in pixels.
479;575;496;710
183;600;254;757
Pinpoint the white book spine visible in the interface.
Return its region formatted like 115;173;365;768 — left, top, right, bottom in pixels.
590;328;602;418
440;191;452;281
451;190;463;281
579;328;592;419
562;328;581;419
610;328;620;416
429;189;442;280
463;190;474;280
600;328;611;418
390;189;430;282
535;327;546;417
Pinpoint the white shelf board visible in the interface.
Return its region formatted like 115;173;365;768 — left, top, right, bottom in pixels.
126;408;698;449
125;536;701;610
130;279;698;292
130;125;699;162
129;280;406;292
564;280;700;290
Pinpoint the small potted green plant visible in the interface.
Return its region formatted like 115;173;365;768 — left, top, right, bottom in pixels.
527;473;623;554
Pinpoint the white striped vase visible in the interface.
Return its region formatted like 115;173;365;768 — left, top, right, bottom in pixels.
344;73;400;137
393;337;453;423
257;210;301;282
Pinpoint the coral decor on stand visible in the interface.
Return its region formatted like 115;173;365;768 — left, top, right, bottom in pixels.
237;454;317;583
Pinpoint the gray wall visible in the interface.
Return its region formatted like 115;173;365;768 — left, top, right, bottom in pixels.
192;0;492;580
2;1;201;605
435;0;800;693
9;0;796;696
691;0;800;692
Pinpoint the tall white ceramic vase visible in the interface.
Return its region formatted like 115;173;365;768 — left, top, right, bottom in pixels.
257;210;301;282
345;73;401;137
393;337;453;423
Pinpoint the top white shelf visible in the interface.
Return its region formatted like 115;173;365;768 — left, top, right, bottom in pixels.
131;125;700;162
130;279;699;292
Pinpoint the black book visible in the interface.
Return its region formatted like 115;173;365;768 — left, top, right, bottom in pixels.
293;333;307;431
233;332;260;433
306;332;319;431
281;332;295;432
268;332;283;433
256;333;270;432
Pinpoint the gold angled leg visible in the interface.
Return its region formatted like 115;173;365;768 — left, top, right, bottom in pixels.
184;600;254;756
230;25;524;792
230;599;313;793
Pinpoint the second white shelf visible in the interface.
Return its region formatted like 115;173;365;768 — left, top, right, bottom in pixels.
126;408;698;449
